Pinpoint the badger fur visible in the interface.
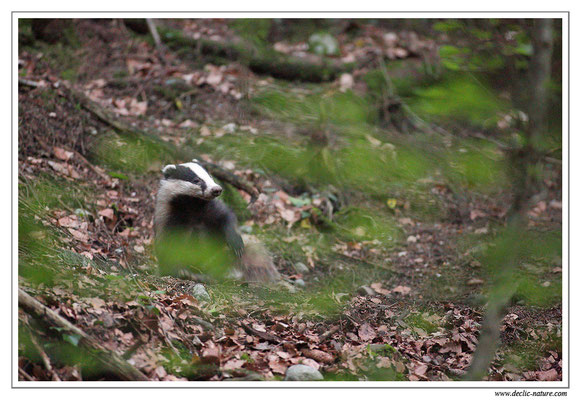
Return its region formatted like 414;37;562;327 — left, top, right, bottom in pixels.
154;159;279;283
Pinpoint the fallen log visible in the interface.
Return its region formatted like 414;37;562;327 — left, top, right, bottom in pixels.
18;288;148;381
161;28;350;83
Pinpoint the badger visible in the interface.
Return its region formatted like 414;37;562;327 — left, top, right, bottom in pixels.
154;159;279;283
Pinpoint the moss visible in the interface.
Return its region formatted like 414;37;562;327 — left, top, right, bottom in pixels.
502;332;562;373
404;312;440;335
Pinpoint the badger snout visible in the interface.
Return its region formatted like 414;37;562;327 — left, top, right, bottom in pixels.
209;186;223;197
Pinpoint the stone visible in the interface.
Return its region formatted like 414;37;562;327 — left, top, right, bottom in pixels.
284;364;323;381
293;262;309;274
308;33;339;56
357;285;375;296
191;284;210;302
293;278;306;289
74;208;91;218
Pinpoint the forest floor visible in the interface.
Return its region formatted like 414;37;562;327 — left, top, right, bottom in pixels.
17;19;563;382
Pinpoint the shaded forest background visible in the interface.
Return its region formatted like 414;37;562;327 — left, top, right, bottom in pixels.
17;18;562;382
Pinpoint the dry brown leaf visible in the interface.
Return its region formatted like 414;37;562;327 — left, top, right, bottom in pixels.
392;285;411;295
358;323;377;341
53;147;74;161
98;208;115;220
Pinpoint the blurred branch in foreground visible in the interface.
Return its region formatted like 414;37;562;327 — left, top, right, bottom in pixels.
465;19;554;381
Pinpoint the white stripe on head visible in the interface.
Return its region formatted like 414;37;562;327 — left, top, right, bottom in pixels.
162;164;176;176
181;161;219;189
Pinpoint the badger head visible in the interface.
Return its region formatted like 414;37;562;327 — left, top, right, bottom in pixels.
161;159;223;200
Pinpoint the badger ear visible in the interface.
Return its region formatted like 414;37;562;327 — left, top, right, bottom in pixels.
191;158;199;164
162;164;177;178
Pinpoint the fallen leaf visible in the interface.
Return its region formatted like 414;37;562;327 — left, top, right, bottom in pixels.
537;369;558;381
98;208;115;220
53;147;74;161
392;285;411;295
358;323;377;341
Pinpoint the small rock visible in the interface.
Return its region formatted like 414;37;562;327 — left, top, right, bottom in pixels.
191;284;211;302
222;123;237;134
74;208;91;218
240;225;253;234
277;280;297;293
293;278;306;289
308;33;339;56
284;364;323;381
293;262;309;274
357;285;376;296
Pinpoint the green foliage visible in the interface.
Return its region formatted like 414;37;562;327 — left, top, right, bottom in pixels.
433;19;532;73
478;226;561;307
231;19;272;48
404;312;440;335
155;231;234;279
93;132;172;175
253;87;369;126
334;207;400;242
442;143;507;190
18;175;94;286
219;180;252;222
411;75;505;127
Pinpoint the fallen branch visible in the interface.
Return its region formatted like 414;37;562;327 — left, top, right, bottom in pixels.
159;27;351;83
200;161;259;203
58;84;260;201
34;136;112;184
146;18;168;64
21;78;261;203
19;366;35;381
18;288;148;381
319;325;340;342
57;84;172;150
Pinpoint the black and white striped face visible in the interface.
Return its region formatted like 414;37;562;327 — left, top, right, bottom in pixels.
161;159;223;200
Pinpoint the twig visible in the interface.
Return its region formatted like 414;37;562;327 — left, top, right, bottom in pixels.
29;331;61;381
68;148;112;183
240;321;281;343
18;366;35;381
18;288;148;381
319;325;340;342
146;19;167;64
191;316;215;331
35;137;112;184
19;78;45;88
201;161;260;203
